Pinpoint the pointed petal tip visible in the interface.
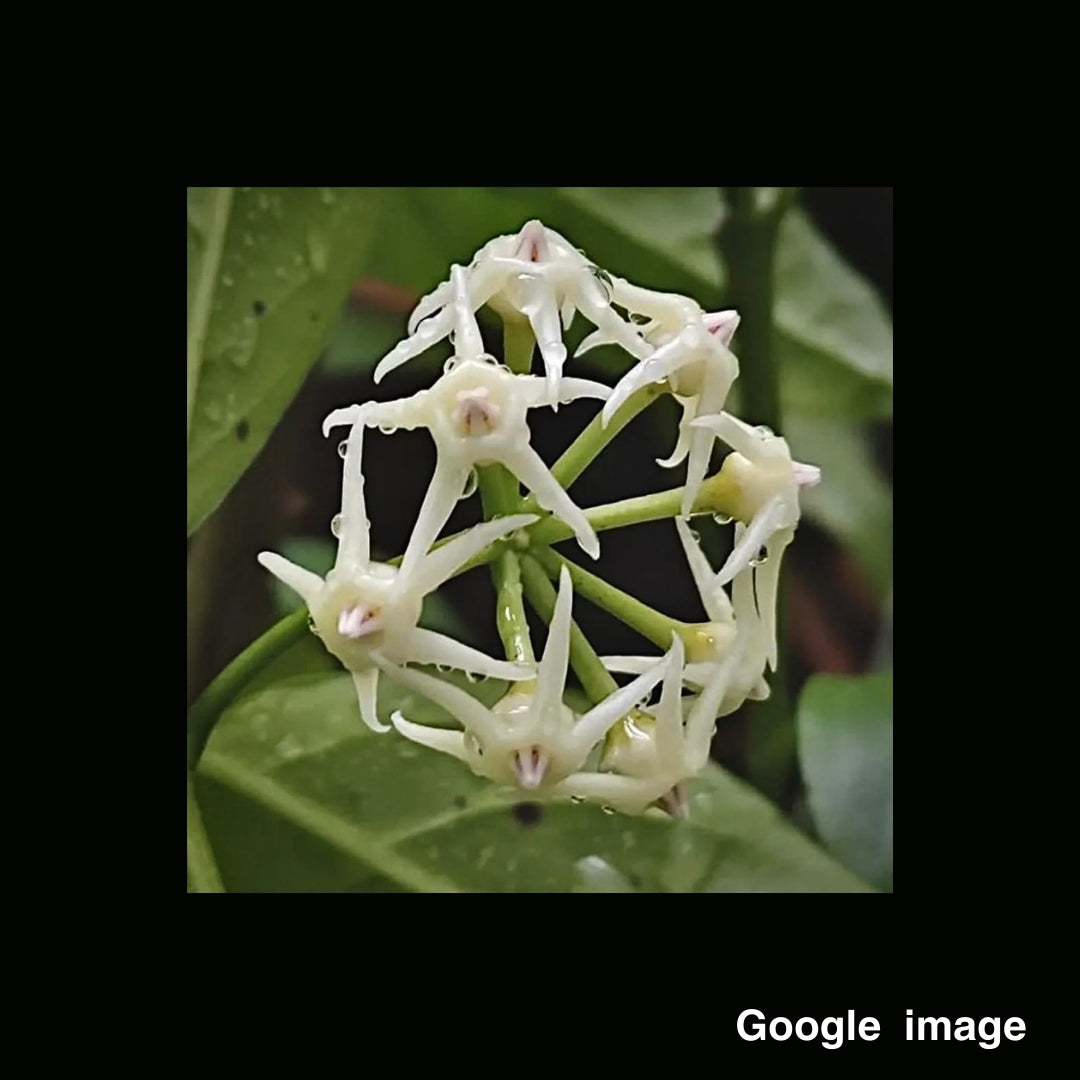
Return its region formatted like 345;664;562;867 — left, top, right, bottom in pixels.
793;461;822;488
703;310;741;346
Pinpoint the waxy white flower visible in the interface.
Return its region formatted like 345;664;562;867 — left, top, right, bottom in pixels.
373;220;651;398
555;634;749;818
583;280;741;517
691;411;820;671
603;517;771;708
387;567;670;792
326;266;612;564
258;418;536;733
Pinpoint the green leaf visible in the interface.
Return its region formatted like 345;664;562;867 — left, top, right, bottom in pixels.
187;186;385;536
784;415;893;596
774;208;893;419
797;671;893;892
196;672;872;892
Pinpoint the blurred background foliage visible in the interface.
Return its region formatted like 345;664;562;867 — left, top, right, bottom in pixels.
187;186;892;892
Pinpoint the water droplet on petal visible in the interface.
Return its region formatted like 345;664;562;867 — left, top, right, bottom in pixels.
338;440;349;459
712;512;733;526
330;513;342;538
570;795;585;805
749;545;769;567
307;616;319;635
601;805;616;816
378;423;397;435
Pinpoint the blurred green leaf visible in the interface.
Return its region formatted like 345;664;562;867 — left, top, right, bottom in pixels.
784;415;893;596
196;672;871;892
774;208;893;419
187;186;384;536
797;671;893;891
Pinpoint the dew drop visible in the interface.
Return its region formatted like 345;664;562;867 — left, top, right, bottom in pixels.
378;423;397;435
755;424;774;438
689;527;702;543
749;545;769;567
307;615;319;635
570;795;585;805
338;439;349;459
601;805;616;816
712;512;733;526
330;513;343;538
443;357;459;375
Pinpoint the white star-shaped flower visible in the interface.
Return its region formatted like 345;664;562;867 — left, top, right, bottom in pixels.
326;266;612;564
554;633;749;818
373;221;650;398
690;411;820;671
386;567;670;792
602;517;771;706
581;279;741;516
258;417;537;733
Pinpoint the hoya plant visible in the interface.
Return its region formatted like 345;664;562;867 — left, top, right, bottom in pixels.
187;187;893;894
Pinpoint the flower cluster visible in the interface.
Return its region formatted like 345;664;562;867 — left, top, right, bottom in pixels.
259;220;820;818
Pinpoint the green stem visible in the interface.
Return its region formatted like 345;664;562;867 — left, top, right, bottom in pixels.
503;318;536;374
187;607;307;770
518;554;618;705
187;775;225;893
528;546;685;650
527;465;742;548
494;550;534;664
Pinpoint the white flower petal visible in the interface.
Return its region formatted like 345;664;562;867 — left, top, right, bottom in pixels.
450;264;485;357
680;423;713;518
600;655;657;675
702;309;741;345
535;566;573;721
373;306;454;384
257;551;324;608
407;278;453;335
684;645;742;770
391;712;471;764
502;444;600;559
352;668;390;733
410;513;537;597
754;528;793;672
653;636;687;769
716;495;787;586
553;770;659;815
656;398;694;469
675;518;729;625
570;658;669;757
601;356;668;427
334;419;370;572
381;659;496;739
397;458;471;581
402;628;533;681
